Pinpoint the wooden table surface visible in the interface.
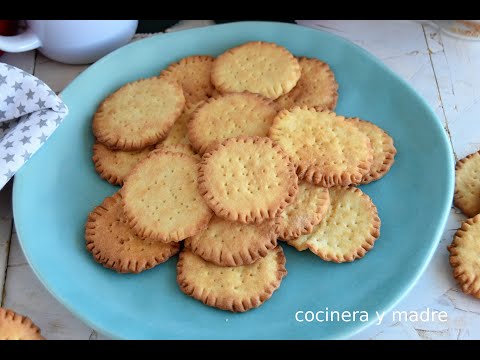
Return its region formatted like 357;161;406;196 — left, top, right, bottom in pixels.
1;20;479;340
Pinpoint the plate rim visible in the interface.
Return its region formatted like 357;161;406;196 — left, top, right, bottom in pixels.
12;20;455;340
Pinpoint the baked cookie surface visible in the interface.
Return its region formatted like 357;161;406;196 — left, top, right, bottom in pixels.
198;136;298;224
211;41;301;100
85;192;180;273
455;150;480;217
185;216;278;266
277;182;330;240
122;150;212;242
449;214;480;298
188;92;277;154
177;246;287;312
276;57;338;111
93;77;185;150
92;142;154;186
269;107;372;187
0;308;44;340
288;187;380;262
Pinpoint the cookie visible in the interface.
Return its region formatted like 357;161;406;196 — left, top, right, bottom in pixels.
184;216;278;266
286;236;311;251
449;214;480;298
276;57;338;111
177;246;287;312
198;136;298;224
289;187;381;262
188;92;278;154
346;118;396;184
92;142;154;186
211;41;301;100
122;150;212;242
85;192;180;273
0;308;44;340
93;77;185;151
155;143;200;160
269;107;373;187
454;150;480;217
161;55;215;105
161;102;202;147
277;182;330;241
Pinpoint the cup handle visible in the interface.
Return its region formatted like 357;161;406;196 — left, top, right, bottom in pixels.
0;28;41;53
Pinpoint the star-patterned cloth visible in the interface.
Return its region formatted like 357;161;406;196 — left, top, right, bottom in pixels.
0;62;68;190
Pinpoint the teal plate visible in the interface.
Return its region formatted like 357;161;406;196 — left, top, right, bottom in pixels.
12;22;454;339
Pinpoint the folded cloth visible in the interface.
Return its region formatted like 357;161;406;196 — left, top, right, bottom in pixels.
0;62;68;190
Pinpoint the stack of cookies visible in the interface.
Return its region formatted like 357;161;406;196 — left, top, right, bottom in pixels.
86;41;397;312
449;151;480;299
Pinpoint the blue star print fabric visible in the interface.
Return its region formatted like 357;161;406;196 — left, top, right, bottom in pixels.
0;62;68;190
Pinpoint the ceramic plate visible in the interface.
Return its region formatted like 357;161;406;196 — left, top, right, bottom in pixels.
13;22;454;339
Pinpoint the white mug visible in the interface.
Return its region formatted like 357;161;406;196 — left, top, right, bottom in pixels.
0;20;138;64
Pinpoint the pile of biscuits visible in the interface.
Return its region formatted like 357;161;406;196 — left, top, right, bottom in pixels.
86;41;397;312
450;151;480;299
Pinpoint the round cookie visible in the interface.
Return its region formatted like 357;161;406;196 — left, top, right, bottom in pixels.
276;57;338;111
184;216;278;266
288;187;381;263
92;143;154;186
269;107;373;187
85;192;180;273
122;150;212;242
454;150;480;217
277;182;330;241
449;214;480;298
211;41;301;100
198;136;298;224
93;77;185;151
161;55;215;105
177;246;287;312
346;118;396;184
0;308;44;340
188;92;278;154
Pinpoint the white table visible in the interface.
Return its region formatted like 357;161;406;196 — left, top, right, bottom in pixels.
1;20;479;340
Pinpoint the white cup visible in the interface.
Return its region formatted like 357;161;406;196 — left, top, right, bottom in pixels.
0;20;138;64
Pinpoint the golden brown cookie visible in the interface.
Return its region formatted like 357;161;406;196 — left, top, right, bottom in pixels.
211;41;301;100
122;150;212;242
286;236;311;251
184;216;278;266
276;57;338;111
454;150;480;217
277;182;330;241
289;187;380;262
161;55;215;105
198;136;298;224
92;142;154;186
347;118;396;184
92;77;185;151
177;246;287;312
188;92;278;154
85;192;180;273
0;308;44;340
449;214;480;298
161;102;202;147
269;107;373;187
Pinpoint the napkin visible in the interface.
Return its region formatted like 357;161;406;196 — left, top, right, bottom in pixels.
0;62;68;191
